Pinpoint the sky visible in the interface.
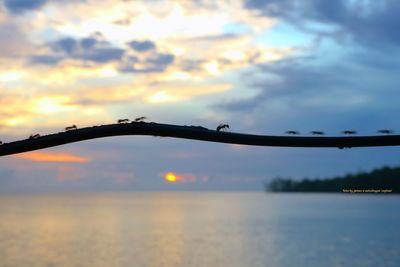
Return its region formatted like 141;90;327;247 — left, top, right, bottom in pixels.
1;0;400;192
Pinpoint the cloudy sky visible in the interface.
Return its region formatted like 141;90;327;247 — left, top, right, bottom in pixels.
1;0;399;192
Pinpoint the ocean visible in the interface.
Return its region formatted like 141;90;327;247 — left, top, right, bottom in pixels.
0;192;399;267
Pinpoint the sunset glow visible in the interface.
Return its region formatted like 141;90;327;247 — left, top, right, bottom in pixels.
0;0;399;193
164;172;198;183
165;172;179;183
14;152;90;163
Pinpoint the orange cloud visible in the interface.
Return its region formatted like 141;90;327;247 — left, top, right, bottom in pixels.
14;152;89;163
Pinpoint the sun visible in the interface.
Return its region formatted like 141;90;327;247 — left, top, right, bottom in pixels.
165;172;178;182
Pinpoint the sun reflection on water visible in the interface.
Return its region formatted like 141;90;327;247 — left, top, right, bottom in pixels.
0;193;398;267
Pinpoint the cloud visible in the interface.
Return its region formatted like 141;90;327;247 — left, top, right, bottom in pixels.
50;36;125;62
244;0;400;48
147;53;174;65
145;83;231;103
52;37;78;53
3;0;47;14
0;22;33;58
30;34;125;65
213;47;400;137
244;0;350;23
0;92;83;130
80;47;125;63
119;52;175;73
128;40;156;52
29;55;63;65
30;34;174;72
80;37;97;49
0;77;231;132
14;152;90;163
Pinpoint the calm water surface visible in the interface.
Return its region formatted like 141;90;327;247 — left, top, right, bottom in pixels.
0;192;399;267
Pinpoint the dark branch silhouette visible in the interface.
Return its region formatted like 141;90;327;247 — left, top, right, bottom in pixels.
1;122;400;157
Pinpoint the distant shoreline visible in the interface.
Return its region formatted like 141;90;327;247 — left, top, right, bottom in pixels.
266;166;400;193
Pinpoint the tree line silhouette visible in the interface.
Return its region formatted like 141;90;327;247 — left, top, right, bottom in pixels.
267;165;400;193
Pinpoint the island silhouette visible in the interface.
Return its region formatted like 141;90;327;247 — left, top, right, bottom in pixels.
267;165;400;193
